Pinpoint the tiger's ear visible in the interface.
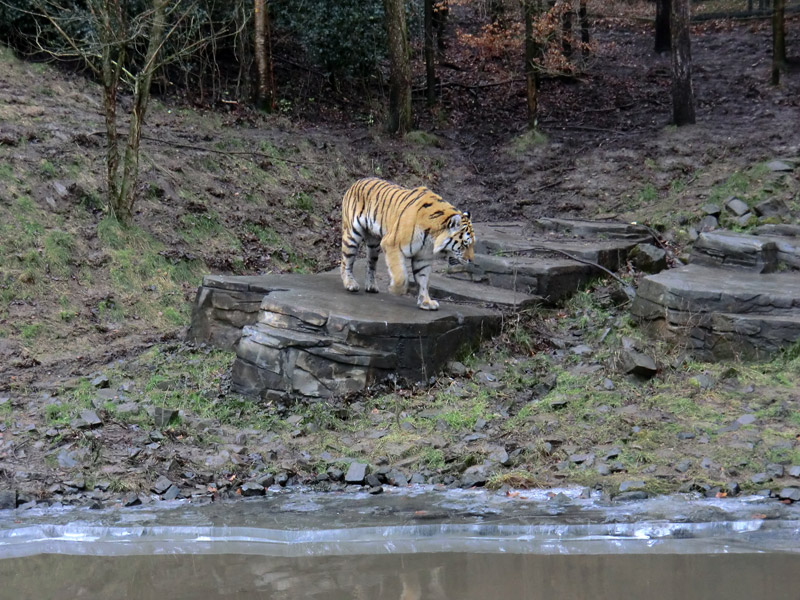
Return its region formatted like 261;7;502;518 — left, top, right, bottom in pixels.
447;213;463;230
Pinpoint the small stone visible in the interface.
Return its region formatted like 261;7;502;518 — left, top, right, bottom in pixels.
603;447;622;460
778;487;800;502
386;469;408;487
152;475;173;495
736;414;757;426
447;361;467;377
614;491;649;501
701;203;721;217
240;481;266;497
629;244;668;274
765;160;793;172
751;472;771;484
460;465;487;488
724;197;750;217
368;485;384;495
122;492;142;507
675;460;692;473
549;397;570;409
787;466;800;478
754;197;789;218
602;378;615;391
409;473;426;485
571;344;593;356
286;415;303;426
90;375;110;389
116;402;140;416
79;410;102;428
153;407;178;428
162;485;180;501
326;467;343;482
257;473;275;488
697;215;718;232
735;212;755;228
689;374;714;390
676;431;695;440
766;463;785;478
365;473;381;488
725;481;741;496
345;462;368;484
621;350;657;378
57;449;80;468
569;453;594;466
596;464;611;476
0;489;17;509
619;480;646;492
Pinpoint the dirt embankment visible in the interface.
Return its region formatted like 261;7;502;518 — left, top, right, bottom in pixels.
1;16;800;509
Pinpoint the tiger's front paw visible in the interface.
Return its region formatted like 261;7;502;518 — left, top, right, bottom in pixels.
365;283;379;293
342;275;360;293
418;297;439;311
389;280;408;296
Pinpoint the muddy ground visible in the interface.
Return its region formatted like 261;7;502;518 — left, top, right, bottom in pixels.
1;11;800;509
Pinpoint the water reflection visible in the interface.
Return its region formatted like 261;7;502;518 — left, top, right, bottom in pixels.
3;552;799;600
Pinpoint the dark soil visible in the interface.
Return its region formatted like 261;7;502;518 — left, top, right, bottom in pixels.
1;13;799;509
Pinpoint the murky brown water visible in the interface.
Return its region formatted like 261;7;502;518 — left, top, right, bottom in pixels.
2;551;799;600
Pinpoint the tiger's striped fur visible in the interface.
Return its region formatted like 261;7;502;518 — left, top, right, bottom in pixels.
340;177;475;311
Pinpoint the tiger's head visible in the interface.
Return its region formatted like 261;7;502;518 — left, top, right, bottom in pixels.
435;210;475;265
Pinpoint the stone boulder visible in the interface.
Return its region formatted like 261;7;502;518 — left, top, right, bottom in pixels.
231;272;500;401
632;264;800;360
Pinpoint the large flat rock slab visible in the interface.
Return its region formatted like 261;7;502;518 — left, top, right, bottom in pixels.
631;264;800;360
187;274;308;350
690;230;800;272
231;272;500;400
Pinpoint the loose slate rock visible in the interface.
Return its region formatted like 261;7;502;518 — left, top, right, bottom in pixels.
0;489;17;509
765;160;794;172
725;197;750;217
152;476;174;495
345;462;368;484
621;351;657;378
778;487;800;502
619;480;646;492
153;407;178;428
240;481;266;497
79;410;102;428
629;244;667;274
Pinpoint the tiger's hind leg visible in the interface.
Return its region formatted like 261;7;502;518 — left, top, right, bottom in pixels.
411;256;439;310
364;235;381;293
340;229;363;292
382;244;409;296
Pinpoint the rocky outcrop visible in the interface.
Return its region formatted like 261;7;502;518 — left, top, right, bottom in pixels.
187;218;655;400
231;273;500;400
632;228;800;360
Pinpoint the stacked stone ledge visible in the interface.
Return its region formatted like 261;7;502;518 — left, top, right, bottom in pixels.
632;226;800;360
187;219;653;401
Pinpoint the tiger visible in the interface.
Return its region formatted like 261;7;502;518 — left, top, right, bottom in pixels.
340;177;475;311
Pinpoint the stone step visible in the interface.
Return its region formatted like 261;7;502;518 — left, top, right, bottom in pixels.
690;230;800;273
632;264;800;360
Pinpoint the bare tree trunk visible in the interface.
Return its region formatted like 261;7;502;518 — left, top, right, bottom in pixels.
670;0;695;125
384;0;412;134
562;0;573;58
655;0;671;53
771;0;786;85
433;1;449;53
523;0;542;129
424;0;436;105
116;0;168;224
579;0;589;55
254;0;275;110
